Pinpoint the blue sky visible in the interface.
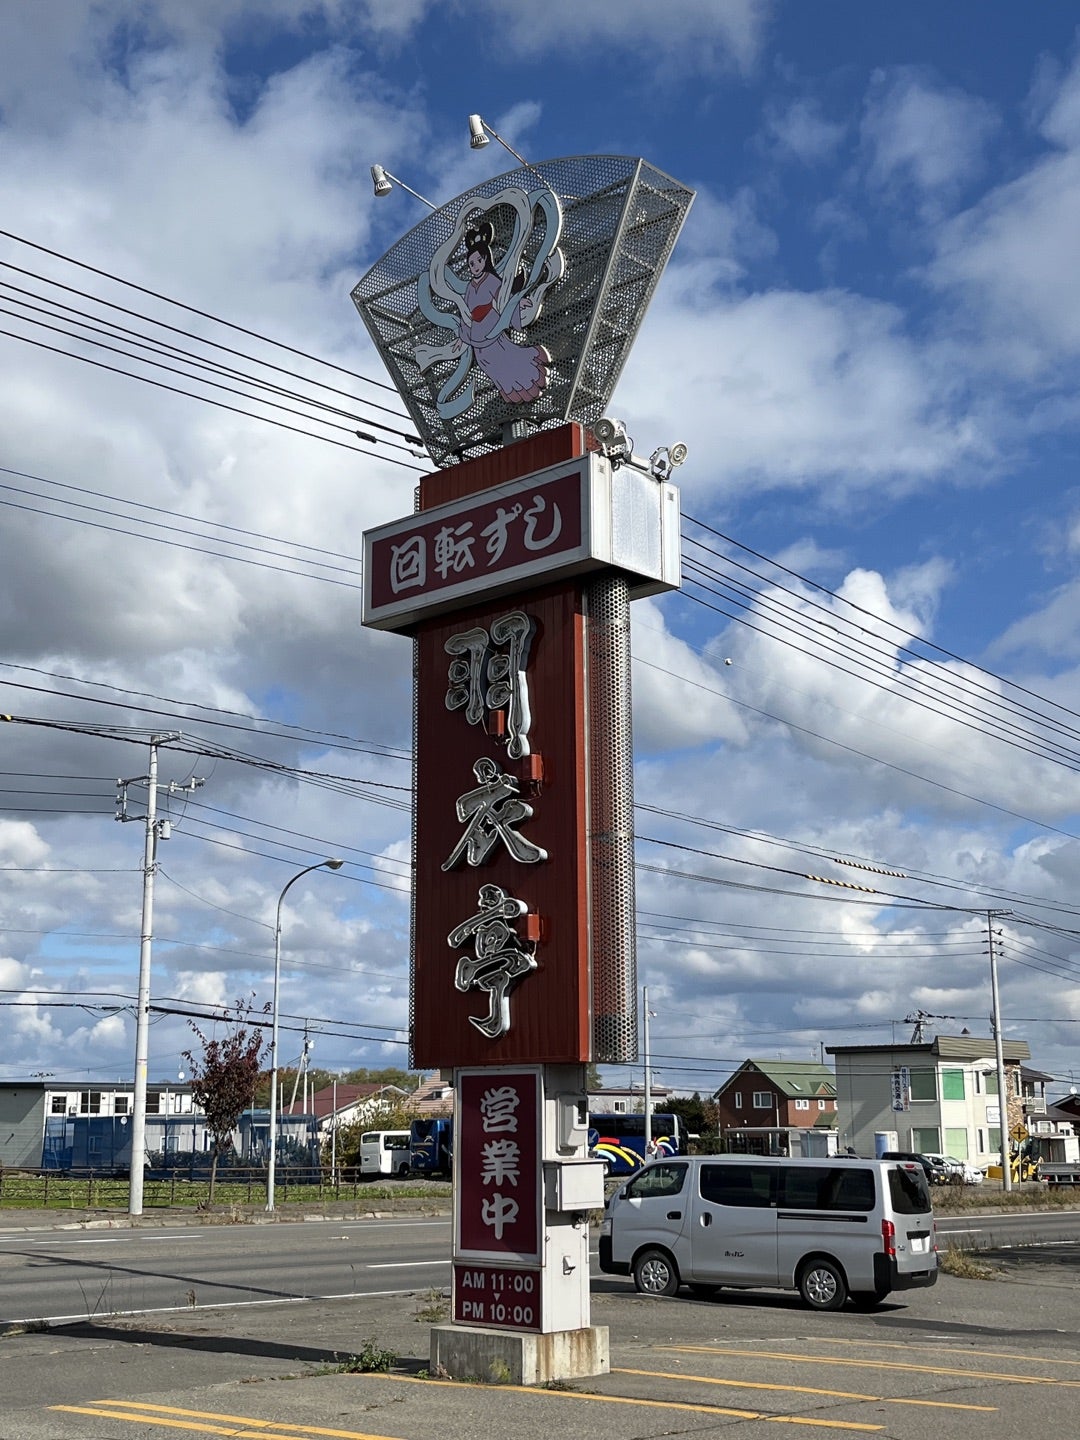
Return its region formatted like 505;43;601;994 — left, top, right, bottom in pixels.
2;3;1080;1119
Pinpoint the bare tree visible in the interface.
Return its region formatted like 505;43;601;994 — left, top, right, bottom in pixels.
182;999;268;1202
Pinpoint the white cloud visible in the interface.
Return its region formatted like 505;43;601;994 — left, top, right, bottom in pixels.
479;0;772;74
861;68;999;203
765;98;845;164
990;578;1080;663
712;564;1080;822
632;598;750;753
620;281;985;499
0;820;50;868
927;53;1080;378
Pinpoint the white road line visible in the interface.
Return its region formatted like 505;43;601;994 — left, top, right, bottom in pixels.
367;1259;450;1269
1;1287;424;1327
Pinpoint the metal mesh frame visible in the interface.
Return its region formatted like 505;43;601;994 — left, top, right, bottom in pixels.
352;155;694;468
585;574;638;1063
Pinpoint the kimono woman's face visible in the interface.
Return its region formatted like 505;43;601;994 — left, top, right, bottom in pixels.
467;249;486;279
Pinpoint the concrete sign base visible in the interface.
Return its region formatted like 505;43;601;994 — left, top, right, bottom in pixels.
429;1322;610;1386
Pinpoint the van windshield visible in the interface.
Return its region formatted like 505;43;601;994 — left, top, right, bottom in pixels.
887;1164;932;1214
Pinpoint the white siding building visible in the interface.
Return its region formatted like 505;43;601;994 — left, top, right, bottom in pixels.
827;1035;1030;1166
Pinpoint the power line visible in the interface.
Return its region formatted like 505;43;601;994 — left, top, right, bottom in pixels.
0;228;404;398
683;515;1080;748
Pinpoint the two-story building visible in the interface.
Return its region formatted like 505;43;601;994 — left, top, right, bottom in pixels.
713;1059;837;1156
827;1034;1030;1165
0;1079;195;1169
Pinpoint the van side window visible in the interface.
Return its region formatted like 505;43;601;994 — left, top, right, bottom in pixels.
626;1163;687;1199
780;1165;875;1212
699;1163;776;1208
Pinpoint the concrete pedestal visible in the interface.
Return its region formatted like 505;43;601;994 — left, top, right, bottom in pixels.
429;1324;609;1386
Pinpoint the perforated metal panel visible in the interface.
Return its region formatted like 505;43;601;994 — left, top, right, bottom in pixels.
407;634;420;1071
585;574;638;1064
352;155;694;469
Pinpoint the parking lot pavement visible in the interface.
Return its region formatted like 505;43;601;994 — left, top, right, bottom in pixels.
3;1256;1080;1440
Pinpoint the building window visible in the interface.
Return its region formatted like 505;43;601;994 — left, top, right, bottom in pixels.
794;1099;810;1111
984;1071;999;1096
908;1069;936;1102
912;1126;941;1151
818;1099;827;1110
941;1069;965;1101
977;1128;986;1152
50;1095;68;1115
945;1127;969;1158
734;1093;742;1109
613;1100;627;1114
79;1091;102;1115
752;1091;773;1110
114;1096;129;1115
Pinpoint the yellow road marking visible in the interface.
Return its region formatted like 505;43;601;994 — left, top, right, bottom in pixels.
810;1337;1080;1369
615;1366;997;1412
51;1407;318;1440
88;1399;405;1440
662;1344;1080;1389
366;1371;882;1429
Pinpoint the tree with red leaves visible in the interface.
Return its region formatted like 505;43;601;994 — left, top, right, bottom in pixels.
182;998;268;1201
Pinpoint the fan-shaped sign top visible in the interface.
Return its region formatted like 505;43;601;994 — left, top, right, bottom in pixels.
352;155;694;468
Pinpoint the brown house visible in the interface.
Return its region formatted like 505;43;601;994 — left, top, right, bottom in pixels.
714;1059;837;1154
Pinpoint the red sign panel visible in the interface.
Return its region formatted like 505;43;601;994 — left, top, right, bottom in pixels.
364;464;590;629
455;1069;541;1262
411;580;590;1068
452;1262;542;1330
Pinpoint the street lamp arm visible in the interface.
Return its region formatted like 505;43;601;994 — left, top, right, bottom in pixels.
266;857;343;1212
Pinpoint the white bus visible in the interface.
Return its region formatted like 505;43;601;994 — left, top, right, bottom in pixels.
359;1129;411;1178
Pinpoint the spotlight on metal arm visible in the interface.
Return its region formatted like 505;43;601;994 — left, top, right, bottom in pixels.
467;114;532;171
370;164;437;211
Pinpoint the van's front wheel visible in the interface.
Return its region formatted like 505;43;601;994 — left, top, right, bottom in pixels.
798;1258;847;1311
633;1248;680;1297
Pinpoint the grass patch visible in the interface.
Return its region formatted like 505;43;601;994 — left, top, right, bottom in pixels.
939;1244;999;1280
0;1173;452;1212
930;1183;1075;1215
321;1340;397;1374
413;1288;450;1324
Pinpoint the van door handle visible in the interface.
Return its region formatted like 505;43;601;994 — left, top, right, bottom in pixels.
667;1210;682;1220
701;1213;712;1226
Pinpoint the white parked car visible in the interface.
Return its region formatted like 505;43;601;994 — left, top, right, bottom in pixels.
923;1152;983;1184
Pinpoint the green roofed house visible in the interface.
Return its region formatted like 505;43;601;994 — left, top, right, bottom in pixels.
713;1059;838;1158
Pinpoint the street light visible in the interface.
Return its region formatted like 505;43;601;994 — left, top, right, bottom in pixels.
266;858;343;1212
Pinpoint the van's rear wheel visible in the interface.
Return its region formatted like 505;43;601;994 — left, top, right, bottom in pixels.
798;1258;847;1311
633;1248;680;1297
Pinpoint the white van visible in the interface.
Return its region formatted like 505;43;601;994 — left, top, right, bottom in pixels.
599;1154;937;1310
358;1129;411;1178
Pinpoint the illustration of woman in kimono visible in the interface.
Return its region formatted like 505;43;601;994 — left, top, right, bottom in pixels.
458;220;549;405
416;185;564;421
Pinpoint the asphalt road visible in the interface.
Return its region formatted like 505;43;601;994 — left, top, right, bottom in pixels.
0;1217;454;1325
4;1234;1080;1440
1;1206;1078;1326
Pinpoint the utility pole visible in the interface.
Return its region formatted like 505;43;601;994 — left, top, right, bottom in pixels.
643;987;653;1154
986;911;1012;1193
117;734;203;1216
